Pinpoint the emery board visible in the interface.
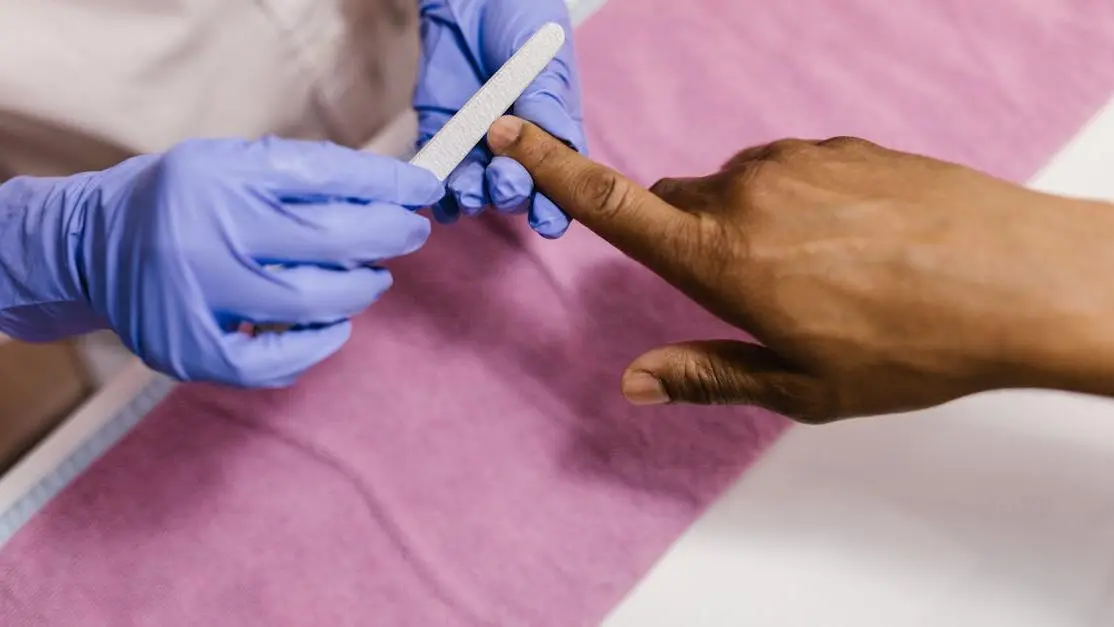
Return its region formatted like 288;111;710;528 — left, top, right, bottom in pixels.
409;22;567;180
252;23;565;331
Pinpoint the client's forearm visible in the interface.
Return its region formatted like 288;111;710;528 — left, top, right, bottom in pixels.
1002;194;1114;398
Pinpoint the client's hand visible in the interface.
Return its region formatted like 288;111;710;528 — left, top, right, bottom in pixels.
487;116;1114;422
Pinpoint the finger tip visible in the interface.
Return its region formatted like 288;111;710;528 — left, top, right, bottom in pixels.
529;195;570;238
375;267;395;291
421;184;447;208
455;196;486;217
405;219;432;253
450;188;485;216
420;168;446;195
532;220;570;239
487;116;525;154
449;163;489;215
621;370;670;406
486;158;533;209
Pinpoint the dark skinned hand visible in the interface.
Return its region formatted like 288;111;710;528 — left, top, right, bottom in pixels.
486;115;1114;423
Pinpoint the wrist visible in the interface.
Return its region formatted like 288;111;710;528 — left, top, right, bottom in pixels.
997;192;1114;396
0;174;101;341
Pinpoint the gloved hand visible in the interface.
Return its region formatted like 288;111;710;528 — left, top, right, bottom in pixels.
415;0;585;238
0;137;443;387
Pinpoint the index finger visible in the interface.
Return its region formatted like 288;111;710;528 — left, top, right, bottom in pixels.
486;116;700;272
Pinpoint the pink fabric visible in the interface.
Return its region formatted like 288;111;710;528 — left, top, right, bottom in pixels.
3;1;1114;625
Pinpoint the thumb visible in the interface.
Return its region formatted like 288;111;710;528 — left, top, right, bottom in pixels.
620;340;837;423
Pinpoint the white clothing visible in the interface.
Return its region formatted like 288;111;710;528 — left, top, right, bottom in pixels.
0;0;421;180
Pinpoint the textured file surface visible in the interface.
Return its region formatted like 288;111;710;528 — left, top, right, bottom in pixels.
409;22;566;181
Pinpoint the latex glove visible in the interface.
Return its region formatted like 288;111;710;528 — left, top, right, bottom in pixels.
0;137;442;387
415;0;585;238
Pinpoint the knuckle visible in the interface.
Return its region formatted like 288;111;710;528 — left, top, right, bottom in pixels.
724;143;778;169
573;168;636;219
764;138;815;160
722;147;764;170
724;138;815;170
530;135;567;171
673;356;730;405
819;136;874;151
731;160;780;206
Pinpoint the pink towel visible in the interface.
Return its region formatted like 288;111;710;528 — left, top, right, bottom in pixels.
2;1;1112;625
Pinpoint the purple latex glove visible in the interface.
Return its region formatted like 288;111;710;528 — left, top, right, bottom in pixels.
415;0;585;239
0;138;442;387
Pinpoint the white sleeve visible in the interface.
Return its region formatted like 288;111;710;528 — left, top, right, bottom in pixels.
0;0;418;180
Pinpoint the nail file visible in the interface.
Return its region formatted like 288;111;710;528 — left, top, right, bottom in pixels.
255;22;566;331
409;21;567;180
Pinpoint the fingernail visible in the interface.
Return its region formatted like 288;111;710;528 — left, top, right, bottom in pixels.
401;220;431;255
487;116;524;153
622;372;669;406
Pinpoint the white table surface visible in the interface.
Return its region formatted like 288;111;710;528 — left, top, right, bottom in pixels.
604;96;1114;627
